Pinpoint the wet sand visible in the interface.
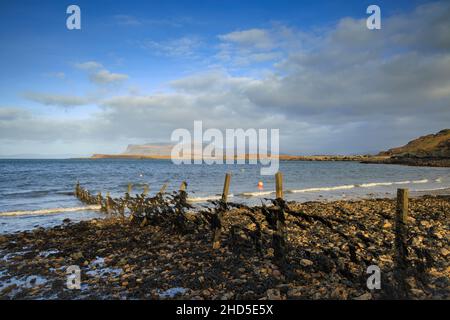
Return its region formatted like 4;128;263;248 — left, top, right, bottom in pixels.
0;194;449;300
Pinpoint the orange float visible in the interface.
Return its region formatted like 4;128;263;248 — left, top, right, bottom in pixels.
257;181;264;190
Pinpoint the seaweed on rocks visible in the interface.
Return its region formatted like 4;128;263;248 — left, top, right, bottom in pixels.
1;187;448;300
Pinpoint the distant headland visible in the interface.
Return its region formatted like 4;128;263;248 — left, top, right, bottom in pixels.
89;129;450;167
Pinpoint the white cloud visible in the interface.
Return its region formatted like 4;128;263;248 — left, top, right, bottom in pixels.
75;61;129;85
113;15;198;28
89;69;129;84
140;36;202;57
23;92;90;107
218;29;274;49
113;14;143;26
75;61;103;71
0;107;31;121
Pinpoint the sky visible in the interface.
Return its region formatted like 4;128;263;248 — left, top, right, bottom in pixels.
0;0;449;157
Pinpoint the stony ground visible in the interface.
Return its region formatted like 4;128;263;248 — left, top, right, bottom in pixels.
0;195;448;300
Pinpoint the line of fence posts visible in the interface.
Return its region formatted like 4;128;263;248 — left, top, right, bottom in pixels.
212;173;231;249
394;188;410;298
75;176;416;297
108;172;292;269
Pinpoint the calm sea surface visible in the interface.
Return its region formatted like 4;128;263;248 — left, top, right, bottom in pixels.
0;159;449;233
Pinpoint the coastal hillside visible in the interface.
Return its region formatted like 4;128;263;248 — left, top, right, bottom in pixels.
361;129;450;167
379;129;450;158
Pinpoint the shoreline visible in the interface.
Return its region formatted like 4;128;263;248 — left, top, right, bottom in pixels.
3;156;450;169
87;155;450;168
1;187;449;219
0;193;448;300
361;157;450;168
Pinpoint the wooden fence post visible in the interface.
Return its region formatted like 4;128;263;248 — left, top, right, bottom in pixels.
127;183;132;194
396;188;408;224
213;173;231;249
273;171;286;265
394;188;409;298
75;181;80;198
96;192;102;205
105;192;111;214
143;184;149;196
172;181;188;231
158;183;168;195
275;171;283;199
221;173;231;202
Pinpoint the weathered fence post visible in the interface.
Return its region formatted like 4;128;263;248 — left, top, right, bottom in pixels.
394;188;409;298
212;173;231;249
273;171;287;265
143;184;149;196
275;172;283;199
96;192;102;206
127;183;132;194
158;183;168;195
222;173;231;202
75;181;80;198
172;181;188;231
105;192;111;214
397;188;408;223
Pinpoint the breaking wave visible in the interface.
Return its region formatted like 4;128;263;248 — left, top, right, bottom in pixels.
236;178;434;198
288;185;355;193
239;191;275;197
0;205;101;217
188;194;234;203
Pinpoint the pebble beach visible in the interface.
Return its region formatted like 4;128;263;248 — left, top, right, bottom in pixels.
0;194;448;300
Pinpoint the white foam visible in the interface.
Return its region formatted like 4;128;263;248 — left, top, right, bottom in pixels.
288;185;355;193
0;205;101;217
238;177;437;198
359;179;428;188
240;191;275;197
393;181;411;185
412;179;428;184
359;182;393;187
187;194;234;203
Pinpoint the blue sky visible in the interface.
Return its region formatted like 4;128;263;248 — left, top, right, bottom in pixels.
0;0;449;157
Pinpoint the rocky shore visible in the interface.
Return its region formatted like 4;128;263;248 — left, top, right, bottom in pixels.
361;156;450;167
0;196;448;300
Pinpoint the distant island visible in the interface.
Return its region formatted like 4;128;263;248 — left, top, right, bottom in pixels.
90;129;450;167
